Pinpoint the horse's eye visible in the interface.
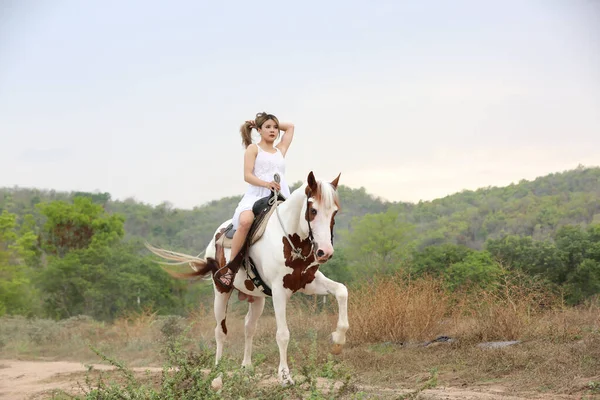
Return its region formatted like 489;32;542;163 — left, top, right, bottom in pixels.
311;208;318;216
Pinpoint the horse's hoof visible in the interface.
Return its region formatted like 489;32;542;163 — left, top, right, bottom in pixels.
279;368;295;386
280;377;295;387
211;374;223;391
330;343;343;355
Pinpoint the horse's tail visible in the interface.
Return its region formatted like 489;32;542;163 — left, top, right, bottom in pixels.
144;242;218;280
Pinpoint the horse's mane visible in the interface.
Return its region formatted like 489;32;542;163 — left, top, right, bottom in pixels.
317;181;340;210
290;180;339;210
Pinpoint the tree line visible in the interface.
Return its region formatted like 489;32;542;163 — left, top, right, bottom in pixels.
1;166;599;319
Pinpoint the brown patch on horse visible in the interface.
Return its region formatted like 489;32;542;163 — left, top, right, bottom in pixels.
215;244;226;270
221;318;227;335
244;279;255;291
305;171;320;199
305;200;316;223
213;228;230;294
215;229;226;268
330;210;337;234
281;233;319;292
305;172;321;223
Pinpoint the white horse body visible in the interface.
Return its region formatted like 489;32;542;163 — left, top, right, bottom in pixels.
148;172;348;386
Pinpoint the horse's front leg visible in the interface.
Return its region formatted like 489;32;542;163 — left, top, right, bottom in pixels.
272;286;294;386
303;271;349;355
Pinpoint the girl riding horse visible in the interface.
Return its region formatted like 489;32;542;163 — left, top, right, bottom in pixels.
214;112;295;292
146;170;347;387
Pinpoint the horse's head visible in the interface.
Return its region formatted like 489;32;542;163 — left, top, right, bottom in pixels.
301;171;341;264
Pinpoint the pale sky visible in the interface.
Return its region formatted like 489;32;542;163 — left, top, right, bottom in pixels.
1;0;599;209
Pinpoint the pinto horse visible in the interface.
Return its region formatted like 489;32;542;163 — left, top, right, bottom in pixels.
146;171;349;386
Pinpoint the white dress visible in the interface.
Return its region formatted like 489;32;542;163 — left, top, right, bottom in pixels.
231;144;291;229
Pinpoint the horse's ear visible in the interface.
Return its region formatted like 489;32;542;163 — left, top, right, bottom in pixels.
307;171;318;193
330;173;341;189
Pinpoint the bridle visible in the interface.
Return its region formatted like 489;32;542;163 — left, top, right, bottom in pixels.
272;174;334;262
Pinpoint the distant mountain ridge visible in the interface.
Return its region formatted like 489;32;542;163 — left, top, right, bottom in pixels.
1;165;598;252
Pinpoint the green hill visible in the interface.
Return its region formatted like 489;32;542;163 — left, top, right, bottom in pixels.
1;165;598;319
1;165;598;254
0;184;390;254
391;165;600;249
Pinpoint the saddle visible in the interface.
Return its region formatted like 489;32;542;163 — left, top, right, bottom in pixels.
217;192;286;249
212;191;286;297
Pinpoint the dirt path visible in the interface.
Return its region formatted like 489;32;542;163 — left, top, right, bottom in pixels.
0;359;585;400
0;360;162;400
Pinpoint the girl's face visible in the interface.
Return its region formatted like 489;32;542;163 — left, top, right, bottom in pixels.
257;119;279;143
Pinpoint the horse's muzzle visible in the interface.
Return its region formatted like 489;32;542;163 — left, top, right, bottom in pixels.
316;248;333;263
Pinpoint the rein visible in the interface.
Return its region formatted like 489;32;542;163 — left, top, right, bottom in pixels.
272;174;318;261
305;189;318;253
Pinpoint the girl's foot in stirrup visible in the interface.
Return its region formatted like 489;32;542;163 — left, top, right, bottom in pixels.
215;267;234;291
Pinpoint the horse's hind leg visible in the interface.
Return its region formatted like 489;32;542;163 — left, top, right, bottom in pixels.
213;289;232;365
242;296;265;368
303;271;349;354
272;287;294;386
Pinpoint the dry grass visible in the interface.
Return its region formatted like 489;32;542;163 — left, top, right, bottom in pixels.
348;274;453;343
1;276;599;396
347;271;599;345
342;272;600;394
453;274;568;343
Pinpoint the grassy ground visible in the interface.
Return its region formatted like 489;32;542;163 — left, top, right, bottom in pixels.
1;274;599;399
